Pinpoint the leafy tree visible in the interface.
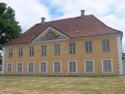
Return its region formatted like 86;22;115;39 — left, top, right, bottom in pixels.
0;2;21;49
122;53;125;60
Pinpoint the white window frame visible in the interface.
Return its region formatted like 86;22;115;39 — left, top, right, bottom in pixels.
54;44;60;55
84;60;95;73
53;61;62;73
6;63;13;73
2;48;5;74
27;62;35;73
84;41;92;53
18;48;23;57
68;60;77;73
16;62;23;73
102;40;110;52
69;43;76;54
41;45;46;56
8;49;13;58
39;61;48;73
29;47;34;56
101;59;113;73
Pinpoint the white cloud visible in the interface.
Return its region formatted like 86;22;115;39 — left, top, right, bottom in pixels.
48;0;125;51
1;0;125;51
0;0;51;32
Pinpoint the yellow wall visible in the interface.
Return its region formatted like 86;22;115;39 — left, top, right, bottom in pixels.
3;35;119;76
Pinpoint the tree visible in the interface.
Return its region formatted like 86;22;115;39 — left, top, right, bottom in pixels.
122;53;125;60
0;2;21;49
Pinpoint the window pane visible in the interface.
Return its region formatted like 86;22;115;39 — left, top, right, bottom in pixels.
17;63;22;72
41;46;46;56
69;43;75;54
102;40;110;52
69;61;76;73
54;62;61;73
28;63;34;73
85;61;94;72
103;60;112;72
40;63;46;73
18;48;23;57
7;64;12;72
29;47;34;56
8;49;13;58
85;42;92;53
54;44;60;55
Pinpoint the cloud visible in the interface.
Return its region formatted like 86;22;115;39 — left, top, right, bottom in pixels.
1;0;125;51
46;0;125;51
0;0;51;32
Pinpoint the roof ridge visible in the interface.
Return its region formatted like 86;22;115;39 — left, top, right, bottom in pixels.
92;15;122;33
4;14;122;46
36;14;93;25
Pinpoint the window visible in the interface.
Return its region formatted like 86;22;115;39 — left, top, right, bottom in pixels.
41;45;46;56
69;43;75;54
102;40;110;52
8;49;13;58
102;60;113;72
7;63;12;73
17;63;23;73
53;62;61;73
68;61;77;73
40;62;47;73
27;63;34;73
84;60;94;73
85;41;92;53
54;44;60;55
18;48;23;57
29;47;34;56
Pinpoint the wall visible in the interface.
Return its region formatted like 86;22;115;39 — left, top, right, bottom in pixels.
3;35;119;76
122;60;125;75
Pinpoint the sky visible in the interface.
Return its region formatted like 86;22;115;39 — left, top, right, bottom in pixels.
1;0;125;51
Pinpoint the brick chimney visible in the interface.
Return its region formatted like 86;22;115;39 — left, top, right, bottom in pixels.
41;17;45;23
81;10;85;16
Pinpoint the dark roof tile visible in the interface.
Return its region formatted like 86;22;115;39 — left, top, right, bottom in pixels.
4;15;122;46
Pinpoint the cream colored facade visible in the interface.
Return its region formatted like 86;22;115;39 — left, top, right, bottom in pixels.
2;33;123;76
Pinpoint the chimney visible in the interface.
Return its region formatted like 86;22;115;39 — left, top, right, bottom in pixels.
81;10;85;16
41;17;45;23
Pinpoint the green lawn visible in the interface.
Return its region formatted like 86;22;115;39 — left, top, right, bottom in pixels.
0;76;125;94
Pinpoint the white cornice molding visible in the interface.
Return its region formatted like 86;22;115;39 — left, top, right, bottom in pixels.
2;48;5;74
32;26;69;43
116;35;123;75
4;33;121;46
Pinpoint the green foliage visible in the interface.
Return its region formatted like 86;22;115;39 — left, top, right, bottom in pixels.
0;2;21;46
122;53;125;60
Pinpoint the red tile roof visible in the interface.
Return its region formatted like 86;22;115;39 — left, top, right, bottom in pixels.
4;15;122;46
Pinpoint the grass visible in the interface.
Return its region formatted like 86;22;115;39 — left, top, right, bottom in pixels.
0;76;125;94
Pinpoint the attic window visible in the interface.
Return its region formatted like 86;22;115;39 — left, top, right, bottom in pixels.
76;31;80;33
